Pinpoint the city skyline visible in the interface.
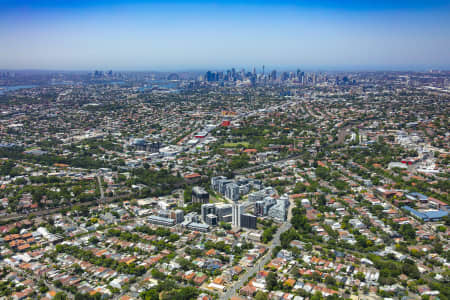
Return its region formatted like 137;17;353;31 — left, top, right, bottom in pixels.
1;0;450;70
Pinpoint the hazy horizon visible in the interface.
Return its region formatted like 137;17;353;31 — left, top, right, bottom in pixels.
1;65;449;73
1;0;450;70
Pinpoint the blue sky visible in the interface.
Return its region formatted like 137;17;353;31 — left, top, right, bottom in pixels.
1;0;449;71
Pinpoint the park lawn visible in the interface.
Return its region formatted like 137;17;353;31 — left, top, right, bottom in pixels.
223;142;250;148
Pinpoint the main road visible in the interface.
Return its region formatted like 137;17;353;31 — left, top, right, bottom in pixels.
219;198;294;300
97;174;105;201
219;222;291;300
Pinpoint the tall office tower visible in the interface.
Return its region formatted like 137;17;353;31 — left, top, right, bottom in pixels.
262;65;265;75
205;71;213;82
271;70;277;81
252;67;256;76
232;202;242;229
241;69;246;79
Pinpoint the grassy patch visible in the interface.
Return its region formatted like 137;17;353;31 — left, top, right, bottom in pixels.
223;142;249;148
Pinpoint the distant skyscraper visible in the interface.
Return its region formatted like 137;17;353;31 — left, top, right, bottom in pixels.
226;70;231;81
271;70;277;81
296;69;301;81
205;71;212;82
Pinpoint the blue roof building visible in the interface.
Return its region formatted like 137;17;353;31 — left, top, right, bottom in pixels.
406;192;428;202
402;206;448;222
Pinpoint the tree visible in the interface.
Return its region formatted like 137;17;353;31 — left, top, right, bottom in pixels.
318;194;327;206
315;166;330;180
75;293;102;300
72;263;83;274
325;275;336;286
402;260;420;279
38;280;49;293
280;228;299;248
255;291;268;300
355;271;365;281
291;207;311;233
140;289;159;300
262;226;277;243
266;272;278;291
293;182;306;193
54;292;67;300
229;153;250;170
399;223;416;240
219;221;231;230
184;186;192;202
433;242;443;254
177;287;199;300
88;236;99;245
151;268;165;280
311;291;324;300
